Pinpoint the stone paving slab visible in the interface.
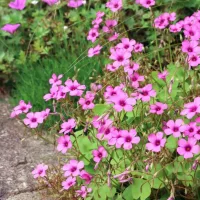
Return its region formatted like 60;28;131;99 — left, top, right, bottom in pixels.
0;97;56;199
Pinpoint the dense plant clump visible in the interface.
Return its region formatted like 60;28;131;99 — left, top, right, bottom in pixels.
9;0;200;199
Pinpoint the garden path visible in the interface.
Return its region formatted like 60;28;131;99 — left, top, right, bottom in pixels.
0;96;55;200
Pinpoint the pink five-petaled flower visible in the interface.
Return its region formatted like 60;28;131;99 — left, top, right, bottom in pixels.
106;0;122;12
129;72;145;88
146;132;166;152
158;70;168;80
67;0;84;8
124;61;139;75
40;108;50;120
88;45;102;57
76;186;92;198
102;19;118;33
181;97;200;119
59;118;76;134
92;146;107;163
137;0;155;9
188;54;200;67
80;170;93;184
183;122;197;137
49;74;63;86
137;84;156;102
63;160;84;177
64;79;86;96
10;100;32;118
150;102;168;115
111;92;136;112
23;112;44;128
177;138;200;159
110;48;131;67
164;119;185;137
1;24;20;34
32;164;48;179
116;38;136;52
79;91;95;110
62;176;76;190
57;135;72;154
181;40;200;55
117;129;140;150
9;0;26;10
42;0;58;5
133;43;144;52
87;28;99;43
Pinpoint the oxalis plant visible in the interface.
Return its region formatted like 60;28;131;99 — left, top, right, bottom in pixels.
10;0;200;199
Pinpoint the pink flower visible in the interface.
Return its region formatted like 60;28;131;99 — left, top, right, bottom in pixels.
10;100;32;118
102;19;118;33
88;45;102;57
146;132;166;152
62;176;76;190
124;61;139;75
150;102;168;115
116;38;136;52
108;129;122;148
129;72;144;88
23;112;44;128
184;26;200;40
183;122;198;137
158;70;168;80
56;85;67;100
109;48;131;67
117;129;140;150
182;40;200;55
43;85;58;101
92;146;107;163
194;127;200;140
49;74;63;86
67;0;84;8
32;164;48;179
57;135;72;154
87;28;99;43
108;32;119;41
42;0;58;5
164;119;185;137
63;160;84;177
9;0;26;10
154;15;169;29
1;24;20;34
64;79;86;96
59;118;76;134
80;170;93;184
137;0;155;8
40;108;50;120
104;85;124;103
181;97;200;119
76;186;92;198
177;138;200;159
169;24;182;33
106;0;122;12
92;114;113;129
97;126;116;141
111;92;136;112
133;43;144;52
106;63;120;72
79;91;95;110
188;54;200;67
137;84;156;102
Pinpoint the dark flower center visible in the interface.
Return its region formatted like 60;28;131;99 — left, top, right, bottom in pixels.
187;47;193;52
38;170;43;175
190;106;197;112
98;153;102;158
31;118;37;123
142;91;148;96
131;76;137;81
155;106;161;111
147;0;151;4
185;145;191;152
70;86;77;91
85;100;91;105
189;31;194;36
189;128;194;133
173;127;179;132
114;3;119;8
125;136;132;143
155;140;160;146
71;167;77;172
111;91;116;96
21;106;26;111
124;44;129;49
117;56;124;62
64;141;68;147
105;129;110;135
191;56;197;61
119;100;126;107
91;33;96;37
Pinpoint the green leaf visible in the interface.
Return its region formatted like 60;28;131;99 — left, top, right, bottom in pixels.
93;104;111;115
140;182;151;200
166;135;178;151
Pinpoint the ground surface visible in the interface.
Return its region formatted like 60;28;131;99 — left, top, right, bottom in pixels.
0;97;55;200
